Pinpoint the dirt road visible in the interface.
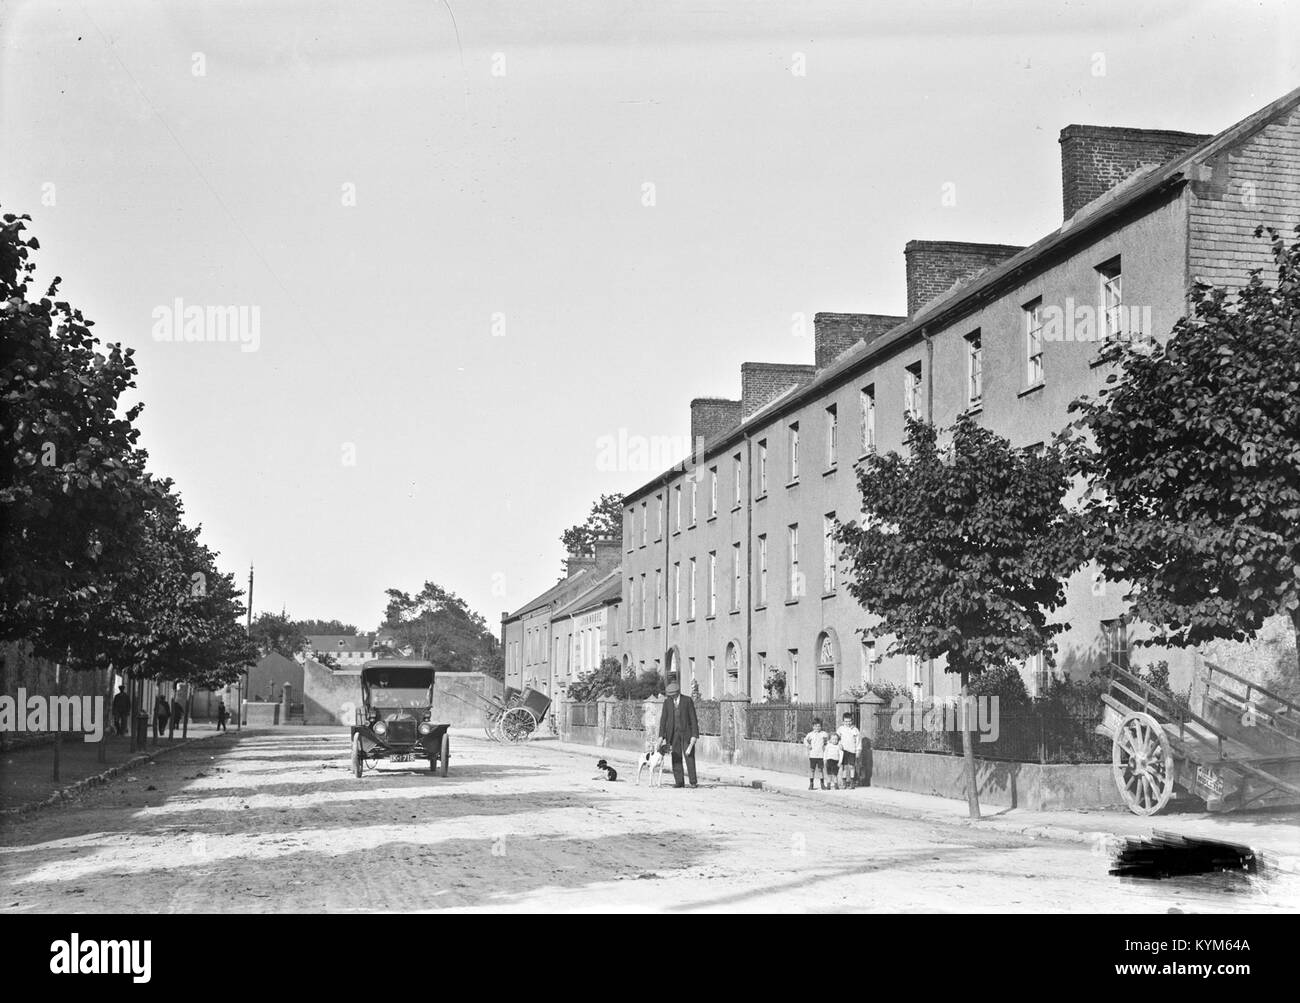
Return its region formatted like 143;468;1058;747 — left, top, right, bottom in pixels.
1;728;1291;912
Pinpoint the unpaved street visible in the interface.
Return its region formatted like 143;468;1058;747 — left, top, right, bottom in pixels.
0;728;1290;913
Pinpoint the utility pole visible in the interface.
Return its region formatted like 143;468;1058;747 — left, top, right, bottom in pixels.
240;561;254;732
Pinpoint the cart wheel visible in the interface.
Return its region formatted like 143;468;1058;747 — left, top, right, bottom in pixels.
500;707;536;743
1112;711;1174;815
484;716;502;742
351;734;363;779
440;732;450;777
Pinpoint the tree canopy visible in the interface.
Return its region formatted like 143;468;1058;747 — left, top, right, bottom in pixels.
1;207;256;688
379;581;494;674
836;414;1086;679
559;492;623;557
1069;225;1300;673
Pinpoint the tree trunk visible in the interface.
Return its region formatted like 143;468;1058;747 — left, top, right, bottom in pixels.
1292;606;1300;680
961;670;981;819
52;662;62;783
98;666;110;765
183;691;192;740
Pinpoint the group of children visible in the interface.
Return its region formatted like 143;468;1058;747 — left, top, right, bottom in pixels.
803;713;864;790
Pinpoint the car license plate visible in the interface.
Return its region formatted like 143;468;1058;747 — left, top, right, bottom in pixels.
391;754;412;763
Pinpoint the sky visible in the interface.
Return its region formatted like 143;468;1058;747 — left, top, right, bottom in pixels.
2;0;1297;633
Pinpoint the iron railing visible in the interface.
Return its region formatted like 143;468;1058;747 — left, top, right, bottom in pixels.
869;705;1109;764
607;700;645;732
696;700;721;736
746;703;839;744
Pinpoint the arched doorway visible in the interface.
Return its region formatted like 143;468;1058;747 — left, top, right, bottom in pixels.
815;631;838;705
664;646;682;688
724;641;741;696
621;653;631;677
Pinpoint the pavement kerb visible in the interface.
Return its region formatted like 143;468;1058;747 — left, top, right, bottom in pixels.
0;730;228;819
517;736;1299;862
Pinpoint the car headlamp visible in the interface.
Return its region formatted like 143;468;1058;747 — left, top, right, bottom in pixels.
374;720;388;736
418;722;432;736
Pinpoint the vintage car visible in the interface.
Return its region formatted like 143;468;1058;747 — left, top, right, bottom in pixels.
350;659;451;777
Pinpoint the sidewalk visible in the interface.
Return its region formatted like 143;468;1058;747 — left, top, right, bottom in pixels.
0;722;228;815
528;735;1300;865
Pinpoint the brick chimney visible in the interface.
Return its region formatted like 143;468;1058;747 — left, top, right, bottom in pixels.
689;398;742;449
740;362;816;420
593;536;621;574
813;313;906;370
904;240;1025;317
1059;125;1209;220
563;552;596;579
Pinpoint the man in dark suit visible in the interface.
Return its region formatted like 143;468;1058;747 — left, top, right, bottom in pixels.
658;674;699;788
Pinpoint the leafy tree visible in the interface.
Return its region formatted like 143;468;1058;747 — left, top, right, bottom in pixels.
835;414;1085;817
1;210;162;652
249;611;307;661
380;581;493;674
559;492;624;557
295;618;359;635
1069;225;1300;676
567;658;622;701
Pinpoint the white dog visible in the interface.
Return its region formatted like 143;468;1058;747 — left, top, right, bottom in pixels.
637;740;671;786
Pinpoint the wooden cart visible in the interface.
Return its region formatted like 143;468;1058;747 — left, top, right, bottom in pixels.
1097;660;1300;815
442;683;552;743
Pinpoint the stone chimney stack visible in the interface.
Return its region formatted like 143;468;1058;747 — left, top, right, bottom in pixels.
1059;124;1209;220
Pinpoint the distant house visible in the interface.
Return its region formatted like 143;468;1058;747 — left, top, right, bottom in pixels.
303;634;377;668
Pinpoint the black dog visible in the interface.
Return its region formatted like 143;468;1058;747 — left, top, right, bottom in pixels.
595;759;618;782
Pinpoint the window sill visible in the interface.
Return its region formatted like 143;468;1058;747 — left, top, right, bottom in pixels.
1017;381;1045;399
755;492;767;502
858;449;876;462
966;402;984;416
823;466;837;478
821;591;837;600
672;530;680;538
754;604;767;612
729;608;740;616
785;598;800;607
671;619;680;626
705;615;717;622
707;514;718;524
786;479;800;489
1089;352;1114;370
731;505;741;514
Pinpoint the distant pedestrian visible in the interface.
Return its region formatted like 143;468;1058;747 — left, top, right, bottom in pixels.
804;718;827;790
216;699;229;732
154;695;170;737
824;732;843;789
111;686;130;736
837;712;861;788
658;674;699;789
170;694;186;738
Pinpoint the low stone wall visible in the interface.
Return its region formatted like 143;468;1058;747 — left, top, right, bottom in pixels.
869;749;1120;810
606;728;647;753
301;660;504;728
568;725;600;747
735;737;812;775
560;693;1122;810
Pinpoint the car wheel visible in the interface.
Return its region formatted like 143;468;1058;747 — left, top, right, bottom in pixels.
351;734;363;779
440;732;450;777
